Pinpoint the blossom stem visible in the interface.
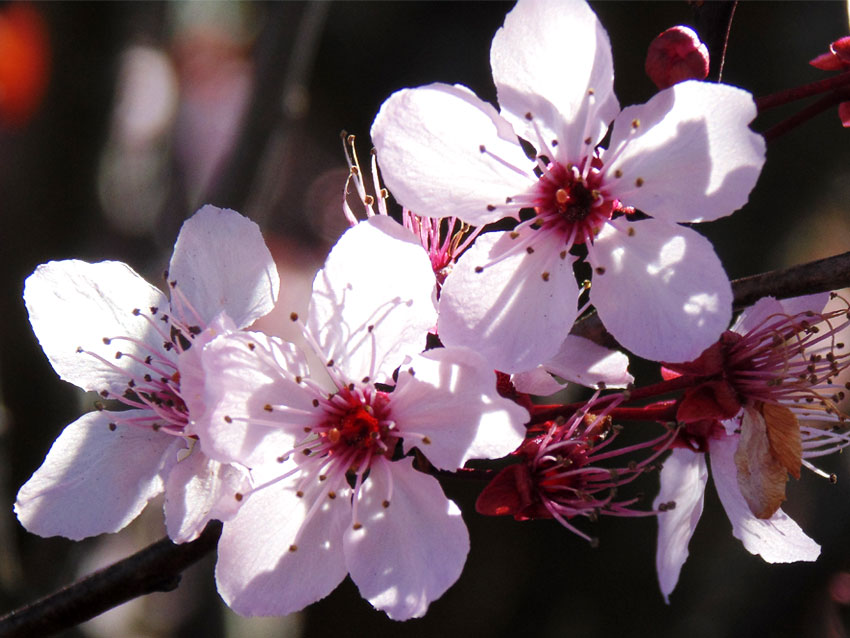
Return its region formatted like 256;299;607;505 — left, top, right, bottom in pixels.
530;398;680;425
755;69;850;112
762;89;850;143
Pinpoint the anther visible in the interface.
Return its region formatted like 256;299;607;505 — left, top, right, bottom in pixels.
290;312;299;321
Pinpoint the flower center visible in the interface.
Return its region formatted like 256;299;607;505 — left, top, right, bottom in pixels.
724;298;850;421
330;404;381;447
531;159;614;244
318;388;395;460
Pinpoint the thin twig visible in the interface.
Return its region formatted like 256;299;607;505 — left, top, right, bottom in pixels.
692;0;737;82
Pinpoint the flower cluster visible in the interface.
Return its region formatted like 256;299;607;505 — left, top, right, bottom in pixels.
14;0;850;624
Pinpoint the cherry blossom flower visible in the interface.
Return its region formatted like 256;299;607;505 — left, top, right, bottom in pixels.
371;0;765;372
197;216;529;620
654;293;850;601
342;132;477;288
15;205;279;542
344;133;634;392
477;395;672;544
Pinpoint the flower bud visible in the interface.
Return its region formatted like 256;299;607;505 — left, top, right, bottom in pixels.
645;26;709;90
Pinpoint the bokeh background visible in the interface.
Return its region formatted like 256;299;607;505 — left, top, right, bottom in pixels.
1;2;850;637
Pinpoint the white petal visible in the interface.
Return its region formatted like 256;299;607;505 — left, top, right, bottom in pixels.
590;220;732;362
24;260;168;395
308;216;437;383
540;334;632;389
491;0;619;162
730;296;785;335
168;205;280;329
777;293;830;317
653;449;708;604
15;410;174;540
178;312;238;428
216;476;350;616
344;458;469;620
391;347;528;470
371;83;533;226
164;448;250;543
604;81;764;223
732;293;830;335
439;228;578;373
198;331;316;467
710;435;821;563
511;367;565;396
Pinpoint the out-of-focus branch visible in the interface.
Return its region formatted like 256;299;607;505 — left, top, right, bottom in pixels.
572;251;850;350
0;522;221;638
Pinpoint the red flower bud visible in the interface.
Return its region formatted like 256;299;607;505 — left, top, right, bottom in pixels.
645;26;709;90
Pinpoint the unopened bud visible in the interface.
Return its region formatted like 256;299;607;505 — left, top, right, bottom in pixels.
645;26;709;90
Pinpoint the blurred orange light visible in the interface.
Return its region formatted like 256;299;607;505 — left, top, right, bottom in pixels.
0;2;49;128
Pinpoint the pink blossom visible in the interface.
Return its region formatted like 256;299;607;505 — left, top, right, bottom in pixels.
15;205;279;542
197;216;529;619
477;395;672;545
371;0;765;372
654;293;850;601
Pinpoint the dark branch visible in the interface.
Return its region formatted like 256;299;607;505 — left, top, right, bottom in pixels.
0;522;221;638
732;251;850;309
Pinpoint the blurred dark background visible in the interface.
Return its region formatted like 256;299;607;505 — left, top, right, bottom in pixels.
1;2;849;637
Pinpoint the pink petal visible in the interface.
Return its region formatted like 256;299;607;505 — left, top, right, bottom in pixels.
164;448;250;543
198;331;317;467
710;435;820;563
371;83;533;227
511;367;565;396
653;448;708;603
604;81;764;223
730;293;829;335
391;347;528;470
539;334;633;389
439;228;578;373
168;205;280;329
491;0;619;162
590;220;732;363
344;458;469;620
308;216;438;383
15;410;175;540
177;312;238;426
24;260;168;396
216;477;350;616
